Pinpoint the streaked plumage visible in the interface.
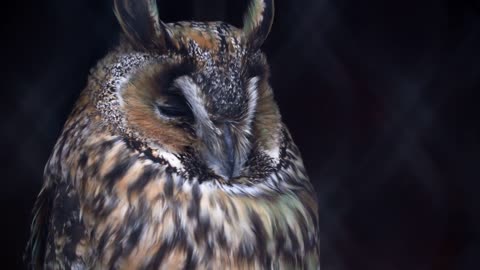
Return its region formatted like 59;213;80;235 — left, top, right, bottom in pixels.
25;0;320;269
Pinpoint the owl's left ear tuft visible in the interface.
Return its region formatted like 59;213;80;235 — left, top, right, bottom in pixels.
114;0;172;52
243;0;274;51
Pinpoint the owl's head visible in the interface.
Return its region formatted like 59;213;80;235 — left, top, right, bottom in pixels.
94;0;281;182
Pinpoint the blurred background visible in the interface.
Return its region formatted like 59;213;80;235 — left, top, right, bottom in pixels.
1;0;480;269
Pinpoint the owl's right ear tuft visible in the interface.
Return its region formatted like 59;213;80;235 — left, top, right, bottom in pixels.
114;0;172;52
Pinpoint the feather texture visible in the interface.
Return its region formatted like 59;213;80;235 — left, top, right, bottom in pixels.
25;0;319;269
114;0;171;51
25;187;51;270
243;0;275;50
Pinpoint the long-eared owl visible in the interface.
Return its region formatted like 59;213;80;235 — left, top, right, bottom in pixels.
26;0;320;269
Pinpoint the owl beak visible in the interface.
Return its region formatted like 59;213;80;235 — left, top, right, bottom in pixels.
223;123;236;179
197;122;239;180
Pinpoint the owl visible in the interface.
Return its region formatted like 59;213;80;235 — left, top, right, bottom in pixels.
25;0;319;269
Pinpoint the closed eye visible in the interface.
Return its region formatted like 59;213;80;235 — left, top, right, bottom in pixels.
155;91;194;121
157;104;189;118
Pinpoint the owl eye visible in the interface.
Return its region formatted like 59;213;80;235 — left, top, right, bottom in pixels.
155;91;194;120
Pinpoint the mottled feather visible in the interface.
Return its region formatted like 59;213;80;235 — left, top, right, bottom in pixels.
26;0;319;269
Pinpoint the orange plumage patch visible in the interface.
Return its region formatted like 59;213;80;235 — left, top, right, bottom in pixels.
122;64;194;152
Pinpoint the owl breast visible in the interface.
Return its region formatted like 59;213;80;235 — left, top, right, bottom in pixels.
61;118;319;269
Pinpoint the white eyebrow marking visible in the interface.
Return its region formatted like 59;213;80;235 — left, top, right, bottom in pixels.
244;76;259;135
174;76;219;136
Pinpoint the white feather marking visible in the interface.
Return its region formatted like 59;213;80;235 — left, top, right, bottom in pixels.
158;150;183;169
245;76;259;131
265;144;280;159
115;75;130;108
199;181;216;192
174;76;217;134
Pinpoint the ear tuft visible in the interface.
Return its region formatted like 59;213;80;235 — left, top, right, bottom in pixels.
243;0;274;51
114;0;171;51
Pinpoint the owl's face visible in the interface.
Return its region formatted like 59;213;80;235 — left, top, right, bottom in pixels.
95;0;280;182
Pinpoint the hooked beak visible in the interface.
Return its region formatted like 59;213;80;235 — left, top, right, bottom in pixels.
198;122;240;180
222;123;236;179
174;77;246;180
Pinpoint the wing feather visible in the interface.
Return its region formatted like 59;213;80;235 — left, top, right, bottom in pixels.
24;186;52;270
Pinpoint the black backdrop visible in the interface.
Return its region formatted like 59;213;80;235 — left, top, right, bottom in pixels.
2;0;480;269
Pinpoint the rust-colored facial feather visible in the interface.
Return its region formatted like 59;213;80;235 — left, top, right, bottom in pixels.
122;63;195;152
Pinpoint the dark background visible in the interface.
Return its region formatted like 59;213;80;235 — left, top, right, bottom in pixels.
1;0;480;269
